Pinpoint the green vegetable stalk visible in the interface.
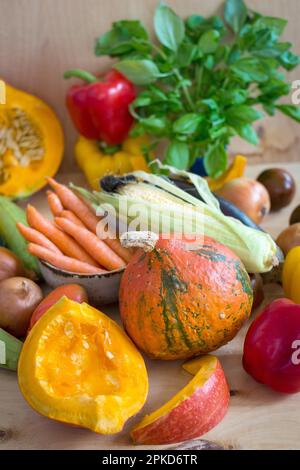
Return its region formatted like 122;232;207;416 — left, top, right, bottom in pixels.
0;328;23;371
0;196;40;278
94;0;300;177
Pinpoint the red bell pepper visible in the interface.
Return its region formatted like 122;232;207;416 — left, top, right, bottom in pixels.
64;69;135;145
243;298;300;393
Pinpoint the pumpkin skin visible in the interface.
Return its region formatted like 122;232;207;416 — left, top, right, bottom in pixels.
119;235;253;360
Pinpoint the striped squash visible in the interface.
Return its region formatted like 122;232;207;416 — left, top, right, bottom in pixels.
119;235;253;360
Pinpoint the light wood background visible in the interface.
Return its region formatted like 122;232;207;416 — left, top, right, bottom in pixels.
1;0;300;172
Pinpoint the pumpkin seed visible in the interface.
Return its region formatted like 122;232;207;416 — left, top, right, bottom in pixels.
0;107;45;183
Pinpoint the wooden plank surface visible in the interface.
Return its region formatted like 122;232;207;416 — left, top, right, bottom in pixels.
1;0;300;171
1;162;300;450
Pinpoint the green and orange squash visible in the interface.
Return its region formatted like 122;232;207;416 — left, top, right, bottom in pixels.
120;234;253;360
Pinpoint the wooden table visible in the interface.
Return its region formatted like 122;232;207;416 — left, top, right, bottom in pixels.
1;163;300;450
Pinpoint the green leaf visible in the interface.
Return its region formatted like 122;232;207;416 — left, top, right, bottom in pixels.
231;58;269;82
198;30;220;54
154;3;185;51
224;0;248;33
276;104;300;122
204;144;228;178
186;15;205;30
114;60;161;85
219;89;248;105
259;78;291;100
131;94;152;108
129;122;147;137
140;116;169;135
95;20;149;57
201;99;219;111
204;55;215;70
226;105;263;125
279;51;300;71
177;42;198;67
253;41;291;59
165;141;190;169
254;16;287;36
234;123;259;145
173;114;202;135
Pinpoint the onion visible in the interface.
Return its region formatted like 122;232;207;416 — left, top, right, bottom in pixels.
0;277;43;337
216;177;271;224
0;247;24;281
276;223;300;256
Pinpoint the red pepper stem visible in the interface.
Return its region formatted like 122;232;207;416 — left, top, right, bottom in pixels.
64;69;98;83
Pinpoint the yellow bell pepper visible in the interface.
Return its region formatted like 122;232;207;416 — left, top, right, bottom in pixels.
207;155;247;191
75;135;150;190
282;246;300;303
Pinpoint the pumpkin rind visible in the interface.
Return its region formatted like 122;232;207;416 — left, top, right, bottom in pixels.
18;297;148;434
119;236;253;360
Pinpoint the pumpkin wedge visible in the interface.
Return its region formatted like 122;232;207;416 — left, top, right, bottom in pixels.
18;297;148;434
131;355;229;445
0;82;63;198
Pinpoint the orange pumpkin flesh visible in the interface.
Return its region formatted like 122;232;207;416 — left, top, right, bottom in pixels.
120;235;253;360
131;355;230;445
18;297;148;434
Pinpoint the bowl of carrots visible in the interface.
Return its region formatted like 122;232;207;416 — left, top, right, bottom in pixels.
18;178;132;306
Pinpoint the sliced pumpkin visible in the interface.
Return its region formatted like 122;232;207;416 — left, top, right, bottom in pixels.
0;82;64;198
18;297;148;434
131;355;229;445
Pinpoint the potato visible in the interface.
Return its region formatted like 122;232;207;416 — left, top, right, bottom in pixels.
0;247;24;281
0;277;43;337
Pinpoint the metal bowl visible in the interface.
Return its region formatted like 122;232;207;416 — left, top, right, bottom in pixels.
38;260;124;306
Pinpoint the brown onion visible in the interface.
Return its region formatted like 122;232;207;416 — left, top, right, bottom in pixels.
216;177;271;224
276;223;300;256
0;247;24;281
0;277;43;337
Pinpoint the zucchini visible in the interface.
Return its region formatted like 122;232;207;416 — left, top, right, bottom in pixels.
0;196;40;278
0;328;23;371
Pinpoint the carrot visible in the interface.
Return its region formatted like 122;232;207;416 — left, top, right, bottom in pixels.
28;243;106;274
26;205;99;267
47;178;99;232
17;223;62;255
60;210;85;227
95;223;132;263
55;217;126;271
47;178;132;261
47;191;63;216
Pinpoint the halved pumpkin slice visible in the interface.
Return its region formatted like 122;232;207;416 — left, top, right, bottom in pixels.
18;297;148;434
0;82;64;198
131;355;229;445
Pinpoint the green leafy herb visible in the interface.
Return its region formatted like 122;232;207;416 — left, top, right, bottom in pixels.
165;141;190;169
154;3;185;51
224;0;247;33
95;0;300;176
114;60;161;85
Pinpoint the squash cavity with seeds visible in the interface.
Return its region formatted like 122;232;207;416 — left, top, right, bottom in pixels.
0;82;64;198
18;297;148;434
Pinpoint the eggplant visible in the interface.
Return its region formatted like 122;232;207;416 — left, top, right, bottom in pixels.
170;177;263;231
